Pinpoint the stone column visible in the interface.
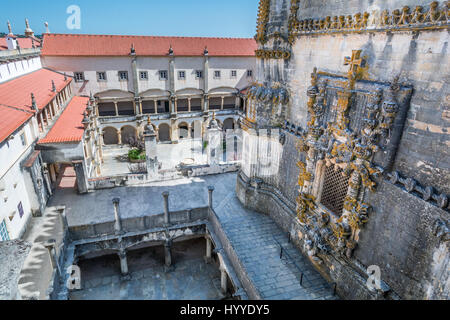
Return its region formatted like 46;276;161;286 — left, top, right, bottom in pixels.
221;96;224;110
175;98;178;114
72;160;88;194
117;129;122;145
114;101;119;116
113;198;122;234
118;249;129;276
144;118;157;174
220;268;228;294
188;98;191;112
208;185;214;209
204;236;212;264
154;100;158;114
162;191;170;225
164;240;173;269
39;112;45;131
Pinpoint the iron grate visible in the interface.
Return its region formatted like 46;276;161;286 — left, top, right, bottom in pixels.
321;165;349;216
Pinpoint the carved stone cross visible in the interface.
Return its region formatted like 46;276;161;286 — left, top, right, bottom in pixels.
344;50;364;79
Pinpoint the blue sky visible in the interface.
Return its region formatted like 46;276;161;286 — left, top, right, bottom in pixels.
1;0;259;37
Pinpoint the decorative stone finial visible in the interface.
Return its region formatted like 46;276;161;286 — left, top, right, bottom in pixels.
64;72;67;81
25;18;34;37
51;80;56;92
7;21;13;36
130;43;136;55
168;44;173;56
44;22;50;33
89;91;95;102
204;46;209;56
31;93;38;112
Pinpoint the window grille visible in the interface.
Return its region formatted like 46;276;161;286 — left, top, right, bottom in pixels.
320;165;349;216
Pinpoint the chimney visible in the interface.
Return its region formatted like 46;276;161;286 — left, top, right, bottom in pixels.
44;22;50;34
24;18;34;37
6;21;17;50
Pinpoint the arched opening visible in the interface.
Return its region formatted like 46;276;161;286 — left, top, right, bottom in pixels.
121;126;137;145
223;118;235;132
117;101;135;116
98;102;116;117
192;121;203;139
159;123;171;142
223;96;236;109
178;122;189;139
103;127;119;145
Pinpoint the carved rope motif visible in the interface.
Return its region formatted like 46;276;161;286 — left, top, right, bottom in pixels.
288;1;449;44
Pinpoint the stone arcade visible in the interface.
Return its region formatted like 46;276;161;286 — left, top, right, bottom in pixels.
0;0;448;300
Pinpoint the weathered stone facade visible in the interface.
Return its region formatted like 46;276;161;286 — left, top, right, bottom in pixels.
239;0;449;300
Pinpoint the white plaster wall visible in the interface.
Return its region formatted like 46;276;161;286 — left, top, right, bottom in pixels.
42;55;256;95
209;57;256;90
41;56;135;95
0;57;42;84
0;120;37;240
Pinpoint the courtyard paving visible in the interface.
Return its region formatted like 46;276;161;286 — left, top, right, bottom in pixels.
51;172;337;300
70;239;224;300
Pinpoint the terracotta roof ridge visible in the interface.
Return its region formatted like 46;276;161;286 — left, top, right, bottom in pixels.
44;33;255;40
0;103;34;114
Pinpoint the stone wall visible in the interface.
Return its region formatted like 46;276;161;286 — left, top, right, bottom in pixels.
246;0;449;299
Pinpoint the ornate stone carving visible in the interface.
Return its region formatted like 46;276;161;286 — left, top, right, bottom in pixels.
288;1;449;39
255;49;291;60
247;82;290;105
256;0;271;44
294;49;412;259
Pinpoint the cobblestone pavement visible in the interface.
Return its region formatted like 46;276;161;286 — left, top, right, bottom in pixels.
212;179;338;300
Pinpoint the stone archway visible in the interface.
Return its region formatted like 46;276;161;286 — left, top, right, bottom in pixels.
121;126;137;145
103;127;119;145
223;118;235;132
178;122;189;139
159;123;171;142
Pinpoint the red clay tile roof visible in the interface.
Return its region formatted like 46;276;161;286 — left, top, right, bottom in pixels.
0;68;71;143
0;37;41;51
0;68;71;112
41;33;257;57
0;105;33;143
38;96;89;144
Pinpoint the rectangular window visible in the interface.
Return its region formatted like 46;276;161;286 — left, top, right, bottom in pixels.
196;70;203;79
214;71;221;79
231;70;237;78
320;165;349;216
178;71;186;80
118;71;128;81
20;132;27;146
159;70;168;80
97;72;107;81
140;71;148;80
0;219;9;241
18;202;24;218
247;70;253;77
74;72;84;82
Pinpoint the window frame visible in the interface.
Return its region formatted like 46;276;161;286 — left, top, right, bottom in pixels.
0;219;10;241
118;71;128;81
140;71;148;80
231;70;237;78
214;70;221;79
195;70;203;79
97;72;107;82
159;70;168;81
178;71;186;80
20;132;27;147
247;70;253;78
74;72;85;82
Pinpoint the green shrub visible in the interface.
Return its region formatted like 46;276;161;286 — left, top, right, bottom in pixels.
128;148;145;160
